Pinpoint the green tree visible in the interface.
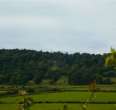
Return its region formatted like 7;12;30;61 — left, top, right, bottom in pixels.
105;48;116;68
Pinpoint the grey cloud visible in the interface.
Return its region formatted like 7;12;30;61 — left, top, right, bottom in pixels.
0;0;116;53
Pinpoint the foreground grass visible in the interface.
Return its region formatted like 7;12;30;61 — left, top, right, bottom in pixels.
0;104;17;110
31;104;116;110
0;104;115;110
0;85;116;110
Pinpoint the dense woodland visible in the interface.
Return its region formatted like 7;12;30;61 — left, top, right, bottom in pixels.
0;49;115;85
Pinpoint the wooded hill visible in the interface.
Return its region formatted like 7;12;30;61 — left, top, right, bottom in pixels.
0;49;115;85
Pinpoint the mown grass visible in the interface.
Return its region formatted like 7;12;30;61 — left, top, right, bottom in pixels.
32;92;90;102
0;104;116;110
1;92;116;103
0;85;116;110
30;104;116;110
0;104;17;110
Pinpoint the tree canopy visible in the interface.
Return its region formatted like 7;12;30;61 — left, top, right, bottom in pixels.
0;49;115;85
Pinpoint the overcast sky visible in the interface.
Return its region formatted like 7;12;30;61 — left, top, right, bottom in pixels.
0;0;116;53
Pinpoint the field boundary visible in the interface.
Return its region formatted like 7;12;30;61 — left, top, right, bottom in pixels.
1;101;116;104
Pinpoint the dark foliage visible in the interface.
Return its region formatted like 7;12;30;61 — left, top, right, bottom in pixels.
0;49;115;85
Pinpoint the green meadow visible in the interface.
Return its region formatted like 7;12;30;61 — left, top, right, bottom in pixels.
0;104;116;110
0;85;116;110
30;104;116;110
1;91;116;103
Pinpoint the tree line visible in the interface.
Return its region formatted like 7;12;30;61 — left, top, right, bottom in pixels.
0;49;115;85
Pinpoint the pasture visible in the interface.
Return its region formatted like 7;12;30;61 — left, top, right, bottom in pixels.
0;104;116;110
0;85;116;110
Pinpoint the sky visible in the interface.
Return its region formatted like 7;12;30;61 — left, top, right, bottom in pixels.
0;0;116;54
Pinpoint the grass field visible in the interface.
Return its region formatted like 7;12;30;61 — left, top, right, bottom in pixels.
0;104;116;110
0;104;17;110
1;92;116;103
0;85;116;110
30;104;116;110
